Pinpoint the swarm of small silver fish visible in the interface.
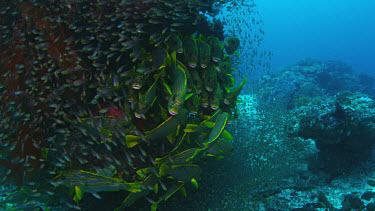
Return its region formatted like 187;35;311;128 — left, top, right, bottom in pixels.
0;0;246;210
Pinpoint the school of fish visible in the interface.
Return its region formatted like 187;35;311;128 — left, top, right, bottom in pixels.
0;0;260;210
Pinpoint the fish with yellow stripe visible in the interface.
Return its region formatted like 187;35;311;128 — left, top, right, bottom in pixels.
185;84;200;115
135;72;162;119
67;115;128;139
189;68;203;93
209;83;222;110
159;164;201;183
155;148;204;166
132;73;144;89
150;182;185;211
206;138;234;157
167;53;187;115
182;112;231;162
126;108;189;148
116;173;159;210
177;59;191;92
165;33;183;54
204;112;229;146
183;36;198;68
151;47;168;70
58;170;141;202
203;63;217;92
197;35;211;69
224;77;247;105
200;89;209;108
208;36;222;62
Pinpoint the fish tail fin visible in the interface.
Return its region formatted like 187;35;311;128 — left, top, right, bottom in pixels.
241;77;247;86
125;135;140;148
159;164;170;177
121;182;141;193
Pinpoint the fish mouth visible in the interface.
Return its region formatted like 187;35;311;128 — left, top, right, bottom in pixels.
190;112;197;115
201;64;206;68
202;104;208;108
135;113;141;118
189;64;196;68
224;100;229;105
132;85;142;89
177;50;183;53
169;110;177;115
206;87;212;92
212;58;220;62
211;106;219;110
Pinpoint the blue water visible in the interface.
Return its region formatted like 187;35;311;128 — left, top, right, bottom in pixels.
257;0;375;78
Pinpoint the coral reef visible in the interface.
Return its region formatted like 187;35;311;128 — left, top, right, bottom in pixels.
258;57;375;112
286;91;375;177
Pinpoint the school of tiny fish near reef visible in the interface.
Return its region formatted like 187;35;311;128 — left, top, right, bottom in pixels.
0;0;257;210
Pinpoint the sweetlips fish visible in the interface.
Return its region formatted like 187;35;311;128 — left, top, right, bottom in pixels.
200;89;209;108
151;47;167;70
159;164;201;183
167;53;187;115
132;73;143;89
183;36;198;68
208;36;222;62
58;170;141;202
185;84;200;115
210;83;222;110
165;33;183;54
197;37;211;69
224;77;247;105
135;71;163;119
126;109;189;148
189;68;203;93
116;173;159;210
203;63;217;92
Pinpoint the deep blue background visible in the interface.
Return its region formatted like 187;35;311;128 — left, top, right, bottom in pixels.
257;0;375;77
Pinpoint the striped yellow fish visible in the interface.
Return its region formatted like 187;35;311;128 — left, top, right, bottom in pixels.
203;63;217;92
197;36;211;69
208;36;222;62
59;170;141;203
183;36;198;68
126;109;189;148
159;164;201;183
69;115;128;139
167;55;187;115
117;173;159;210
209;83;222;110
204;112;229;147
224;77;247;105
135;76;159;119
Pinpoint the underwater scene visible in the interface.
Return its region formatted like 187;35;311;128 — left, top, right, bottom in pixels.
0;0;375;210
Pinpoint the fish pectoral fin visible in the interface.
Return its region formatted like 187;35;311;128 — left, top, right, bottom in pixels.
125;135;140;148
191;178;198;189
221;130;233;140
184;93;193;100
166;132;175;144
180;186;187;198
73;186;83;203
151;204;158;211
203;121;215;128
